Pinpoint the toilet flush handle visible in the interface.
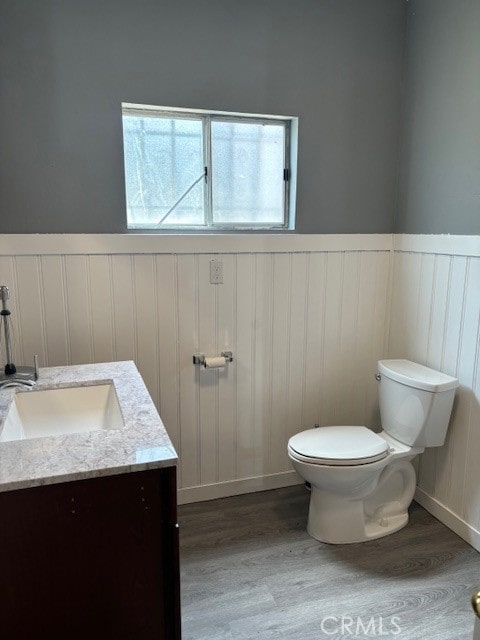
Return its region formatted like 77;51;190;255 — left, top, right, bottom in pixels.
375;373;381;382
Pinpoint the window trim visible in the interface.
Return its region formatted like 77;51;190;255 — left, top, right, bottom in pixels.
122;103;296;231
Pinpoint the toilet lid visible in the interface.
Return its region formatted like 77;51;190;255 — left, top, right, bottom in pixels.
288;426;389;466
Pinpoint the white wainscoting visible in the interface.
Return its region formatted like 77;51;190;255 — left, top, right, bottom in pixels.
0;235;392;502
2;232;480;547
390;237;480;551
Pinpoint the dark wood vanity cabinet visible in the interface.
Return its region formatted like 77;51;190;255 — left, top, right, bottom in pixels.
0;467;181;639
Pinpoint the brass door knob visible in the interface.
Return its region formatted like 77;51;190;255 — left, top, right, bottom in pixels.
472;590;480;618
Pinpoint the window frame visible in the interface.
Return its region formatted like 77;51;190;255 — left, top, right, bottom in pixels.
122;103;295;231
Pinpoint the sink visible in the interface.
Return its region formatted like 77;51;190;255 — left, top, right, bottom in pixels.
0;384;125;442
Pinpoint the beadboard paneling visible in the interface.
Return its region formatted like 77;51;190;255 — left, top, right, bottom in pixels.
0;245;391;496
389;249;480;535
4;233;480;545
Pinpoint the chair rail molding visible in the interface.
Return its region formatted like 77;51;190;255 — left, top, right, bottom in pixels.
0;233;393;256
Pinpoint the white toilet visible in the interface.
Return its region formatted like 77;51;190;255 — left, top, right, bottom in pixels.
288;359;459;544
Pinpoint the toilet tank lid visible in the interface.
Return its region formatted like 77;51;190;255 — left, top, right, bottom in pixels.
378;359;459;392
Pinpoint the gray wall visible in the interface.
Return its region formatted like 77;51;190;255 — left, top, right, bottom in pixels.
0;0;406;234
396;0;480;234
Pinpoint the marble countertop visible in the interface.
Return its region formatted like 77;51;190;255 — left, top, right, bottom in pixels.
0;361;178;493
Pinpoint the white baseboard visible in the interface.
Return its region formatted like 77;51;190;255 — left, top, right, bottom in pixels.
414;487;480;552
178;470;303;505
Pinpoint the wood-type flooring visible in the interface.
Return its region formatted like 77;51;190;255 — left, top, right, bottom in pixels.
180;486;480;639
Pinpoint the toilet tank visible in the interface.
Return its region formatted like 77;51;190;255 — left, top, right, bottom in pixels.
377;360;459;447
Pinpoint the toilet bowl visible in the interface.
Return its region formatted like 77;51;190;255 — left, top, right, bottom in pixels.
288;360;458;544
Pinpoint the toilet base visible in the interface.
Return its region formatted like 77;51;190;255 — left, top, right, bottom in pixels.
305;459;417;544
307;505;409;544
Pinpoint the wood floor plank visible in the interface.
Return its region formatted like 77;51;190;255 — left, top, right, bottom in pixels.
179;486;480;639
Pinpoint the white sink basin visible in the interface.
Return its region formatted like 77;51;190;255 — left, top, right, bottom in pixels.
0;384;125;442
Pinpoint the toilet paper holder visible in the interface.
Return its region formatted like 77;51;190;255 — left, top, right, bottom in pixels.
193;351;233;366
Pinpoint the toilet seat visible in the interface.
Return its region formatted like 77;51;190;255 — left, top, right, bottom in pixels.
288;426;389;466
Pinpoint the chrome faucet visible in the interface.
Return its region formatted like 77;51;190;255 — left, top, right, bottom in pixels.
0;286;38;386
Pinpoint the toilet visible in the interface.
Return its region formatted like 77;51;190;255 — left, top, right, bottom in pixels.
288;359;459;544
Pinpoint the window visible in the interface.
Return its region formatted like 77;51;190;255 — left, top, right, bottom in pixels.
122;104;296;230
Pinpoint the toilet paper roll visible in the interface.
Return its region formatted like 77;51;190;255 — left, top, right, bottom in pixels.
204;356;226;369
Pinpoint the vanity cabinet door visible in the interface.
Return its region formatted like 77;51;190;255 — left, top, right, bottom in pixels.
0;466;181;640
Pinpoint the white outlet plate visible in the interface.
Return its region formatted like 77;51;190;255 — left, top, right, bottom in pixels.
210;259;223;284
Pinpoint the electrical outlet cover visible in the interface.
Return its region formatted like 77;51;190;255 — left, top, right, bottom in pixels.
210;259;223;284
